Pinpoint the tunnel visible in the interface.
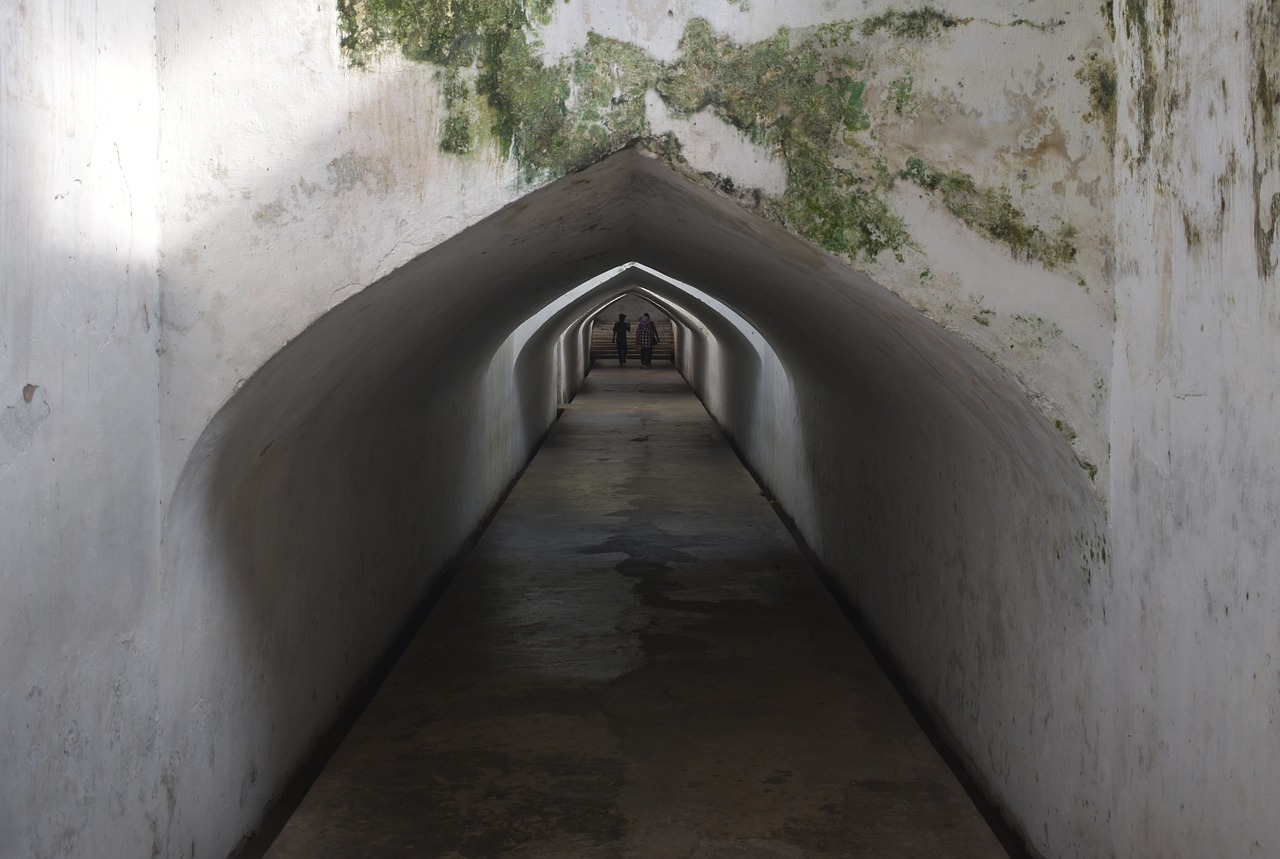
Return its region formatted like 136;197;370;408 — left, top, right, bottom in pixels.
10;0;1280;852
160;149;1105;855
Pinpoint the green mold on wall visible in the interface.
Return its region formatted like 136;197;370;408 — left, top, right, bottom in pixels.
859;8;962;40
899;157;1078;268
336;3;1087;269
1251;0;1280;277
334;2;923;258
1078;458;1099;481
1076;52;1117;142
889;72;916;116
338;0;555;68
655;21;907;260
1013;314;1064;350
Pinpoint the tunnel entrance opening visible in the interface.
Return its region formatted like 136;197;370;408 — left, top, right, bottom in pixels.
167;149;1106;858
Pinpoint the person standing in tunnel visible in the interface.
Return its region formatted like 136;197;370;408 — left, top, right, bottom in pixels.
612;313;631;365
635;312;660;368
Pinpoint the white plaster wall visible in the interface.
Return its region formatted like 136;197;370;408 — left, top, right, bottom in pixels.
0;1;162;856
1108;1;1280;854
153;0;522;501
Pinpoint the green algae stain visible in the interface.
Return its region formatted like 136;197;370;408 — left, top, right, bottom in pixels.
889;72;915;117
335;6;1026;262
438;67;475;154
859;8;961;40
440;110;474;153
481;28;572;168
657;21;850;148
654;21;908;259
1076;52;1117;142
1078;457;1099;481
563;35;657;156
899;156;1078;268
338;0;554;68
338;0;565;166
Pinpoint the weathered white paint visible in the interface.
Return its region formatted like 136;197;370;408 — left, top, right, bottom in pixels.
1;1;163;856
1107;1;1280;855
854;8;1116;486
153;0;520;501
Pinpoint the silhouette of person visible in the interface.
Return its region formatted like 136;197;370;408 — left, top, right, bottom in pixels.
635;313;660;367
611;313;631;365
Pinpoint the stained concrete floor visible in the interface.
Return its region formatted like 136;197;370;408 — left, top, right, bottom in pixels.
262;364;1008;858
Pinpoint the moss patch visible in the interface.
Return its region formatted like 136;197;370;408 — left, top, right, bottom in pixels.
337;6;1089;267
655;21;907;260
339;0;555;68
1075;51;1117;142
899;157;1078;268
336;4;923;258
1078;457;1099;481
889;72;915;116
859;8;961;40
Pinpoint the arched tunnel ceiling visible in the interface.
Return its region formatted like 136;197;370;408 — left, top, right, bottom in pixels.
165;147;1106;859
170;147;1104;659
184;146;1084;489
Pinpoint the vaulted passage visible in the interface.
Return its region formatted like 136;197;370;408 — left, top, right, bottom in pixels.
15;0;1280;854
259;365;1007;857
164;150;1104;856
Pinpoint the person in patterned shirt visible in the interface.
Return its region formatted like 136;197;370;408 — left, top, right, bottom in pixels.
635;313;660;368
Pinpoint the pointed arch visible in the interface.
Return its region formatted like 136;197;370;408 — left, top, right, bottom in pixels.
162;150;1106;850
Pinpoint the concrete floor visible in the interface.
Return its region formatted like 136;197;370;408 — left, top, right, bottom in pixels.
261;365;1008;858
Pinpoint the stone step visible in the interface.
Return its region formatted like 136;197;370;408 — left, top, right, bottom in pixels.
590;320;674;361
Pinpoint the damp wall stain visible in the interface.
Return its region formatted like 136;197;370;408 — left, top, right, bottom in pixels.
0;385;51;465
1251;0;1280;277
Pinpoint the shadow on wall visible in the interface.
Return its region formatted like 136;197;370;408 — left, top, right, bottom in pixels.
161;149;1107;857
